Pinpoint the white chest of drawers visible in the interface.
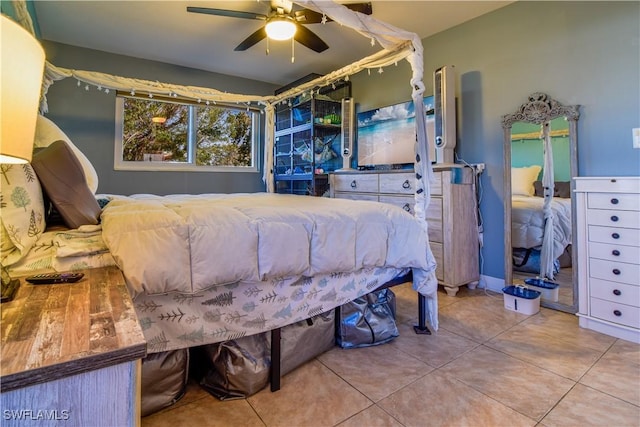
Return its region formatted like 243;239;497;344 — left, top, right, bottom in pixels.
330;166;479;296
575;176;640;343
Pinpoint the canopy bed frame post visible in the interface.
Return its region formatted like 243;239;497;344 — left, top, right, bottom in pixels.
414;294;431;334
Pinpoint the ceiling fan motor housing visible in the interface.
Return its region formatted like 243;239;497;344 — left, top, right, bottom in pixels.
187;2;372;53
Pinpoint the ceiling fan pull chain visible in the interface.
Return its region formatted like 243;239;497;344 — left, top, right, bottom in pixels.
291;37;295;63
266;37;270;56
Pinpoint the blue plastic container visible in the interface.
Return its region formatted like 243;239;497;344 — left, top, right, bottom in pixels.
524;278;559;290
524;278;560;302
502;285;541;299
502;285;541;314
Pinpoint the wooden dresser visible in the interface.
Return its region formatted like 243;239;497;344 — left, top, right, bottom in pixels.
1;266;147;426
575;177;640;343
330;166;479;296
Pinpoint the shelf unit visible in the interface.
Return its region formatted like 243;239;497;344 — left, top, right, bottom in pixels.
274;81;351;196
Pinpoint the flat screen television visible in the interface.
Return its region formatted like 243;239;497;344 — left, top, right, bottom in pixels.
356;96;435;167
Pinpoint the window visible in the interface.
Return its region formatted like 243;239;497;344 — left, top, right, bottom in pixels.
115;94;259;172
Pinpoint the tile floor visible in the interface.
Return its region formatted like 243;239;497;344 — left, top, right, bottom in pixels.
142;283;640;427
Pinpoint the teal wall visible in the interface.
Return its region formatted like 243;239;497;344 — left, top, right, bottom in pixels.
511;137;571;182
511;120;571;182
352;1;639;280
41;41;279;195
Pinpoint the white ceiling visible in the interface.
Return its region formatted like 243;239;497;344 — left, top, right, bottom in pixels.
33;1;512;87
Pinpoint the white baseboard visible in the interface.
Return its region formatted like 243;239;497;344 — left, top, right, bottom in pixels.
478;275;504;293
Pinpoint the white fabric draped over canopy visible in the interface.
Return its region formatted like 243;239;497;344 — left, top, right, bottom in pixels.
540;122;556;279
8;0;439;330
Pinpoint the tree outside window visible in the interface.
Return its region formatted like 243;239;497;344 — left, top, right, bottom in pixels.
116;95;258;171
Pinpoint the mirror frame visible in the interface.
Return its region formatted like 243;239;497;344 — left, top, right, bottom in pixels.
502;92;580;313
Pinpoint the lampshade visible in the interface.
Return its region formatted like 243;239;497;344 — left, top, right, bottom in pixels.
265;17;297;41
1;15;45;164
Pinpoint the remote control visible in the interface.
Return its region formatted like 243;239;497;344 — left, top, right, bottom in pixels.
25;272;84;285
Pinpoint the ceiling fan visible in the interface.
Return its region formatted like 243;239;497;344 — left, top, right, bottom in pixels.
187;0;373;53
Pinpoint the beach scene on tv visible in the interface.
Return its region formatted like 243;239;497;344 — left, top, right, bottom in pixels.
357;96;434;166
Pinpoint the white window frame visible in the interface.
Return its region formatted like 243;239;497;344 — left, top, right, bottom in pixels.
114;96;260;172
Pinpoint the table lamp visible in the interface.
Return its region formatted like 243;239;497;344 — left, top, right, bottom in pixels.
1;14;45;302
1;14;45;163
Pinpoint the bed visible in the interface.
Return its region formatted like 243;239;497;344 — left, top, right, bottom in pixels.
7;193;436;351
510;166;572;270
2;135;438;359
99;191;437;353
511;194;572;264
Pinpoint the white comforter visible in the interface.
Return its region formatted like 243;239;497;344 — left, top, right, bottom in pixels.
511;195;572;259
101;193;436;299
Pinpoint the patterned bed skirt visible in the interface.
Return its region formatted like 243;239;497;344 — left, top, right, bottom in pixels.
134;267;411;353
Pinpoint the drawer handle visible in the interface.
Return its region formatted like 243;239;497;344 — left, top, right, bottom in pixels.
612;249;621;256
350;180;357;189
402;180;411;189
612;269;621;275
612;233;620;239
611;198;619;205
613;310;622;317
402;203;411;212
611;215;619;222
613;289;622;296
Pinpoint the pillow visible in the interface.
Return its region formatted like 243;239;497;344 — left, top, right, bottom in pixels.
31;140;102;229
511;165;542;196
0;163;46;266
533;181;571;198
33;115;99;193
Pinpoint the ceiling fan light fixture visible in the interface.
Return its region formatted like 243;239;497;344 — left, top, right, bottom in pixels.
265;17;296;41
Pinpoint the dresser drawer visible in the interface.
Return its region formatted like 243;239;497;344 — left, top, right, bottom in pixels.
379;172;415;195
426;197;443;243
590;298;640;329
379;195;414;215
588;242;640;264
589;258;640;285
333;174;378;193
588;225;640;247
590;278;640;306
576;177;640;194
430;242;444;282
587;208;640;229
588;193;640;211
334;192;378;202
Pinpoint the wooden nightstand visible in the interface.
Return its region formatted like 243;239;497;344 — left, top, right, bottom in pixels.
1;266;146;426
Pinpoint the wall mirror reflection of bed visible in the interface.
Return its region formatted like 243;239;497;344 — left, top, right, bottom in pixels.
502;93;580;313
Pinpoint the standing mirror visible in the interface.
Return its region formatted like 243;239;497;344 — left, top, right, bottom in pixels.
502;93;580;313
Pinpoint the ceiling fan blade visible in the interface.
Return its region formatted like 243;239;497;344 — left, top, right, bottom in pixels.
186;6;267;21
234;27;267;51
294;25;329;53
294;3;372;24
